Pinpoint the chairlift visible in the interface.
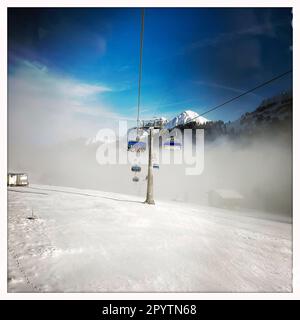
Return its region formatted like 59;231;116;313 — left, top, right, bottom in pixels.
141;117;167;129
163;136;182;150
131;165;142;172
127;140;146;152
132;176;139;182
153;163;159;169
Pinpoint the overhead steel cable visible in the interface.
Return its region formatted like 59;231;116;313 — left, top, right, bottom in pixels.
184;69;292;125
137;8;145;136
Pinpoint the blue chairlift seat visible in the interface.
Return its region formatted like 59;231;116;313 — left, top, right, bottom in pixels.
163;136;182;150
163;140;182;150
131;165;142;172
127;140;146;152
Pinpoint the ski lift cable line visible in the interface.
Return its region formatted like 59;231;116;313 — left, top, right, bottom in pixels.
184;69;292;125
137;8;145;135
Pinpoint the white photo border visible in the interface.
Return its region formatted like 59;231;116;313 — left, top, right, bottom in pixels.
0;0;298;300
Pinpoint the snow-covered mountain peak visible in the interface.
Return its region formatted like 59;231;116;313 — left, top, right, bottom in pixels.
164;110;209;130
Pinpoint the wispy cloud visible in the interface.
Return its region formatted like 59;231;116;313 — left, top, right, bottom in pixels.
15;60;112;99
194;80;261;98
8;59;126;144
184;20;284;54
154;19;286;67
61;82;111;97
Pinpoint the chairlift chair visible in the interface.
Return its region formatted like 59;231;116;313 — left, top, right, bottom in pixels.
163;136;182;150
127;130;146;152
131;165;142;172
127;140;146;152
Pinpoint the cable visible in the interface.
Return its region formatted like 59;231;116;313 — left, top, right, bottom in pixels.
137;8;145;136
184;69;292;125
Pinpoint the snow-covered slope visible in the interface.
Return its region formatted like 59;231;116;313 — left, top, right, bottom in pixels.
164;110;208;130
8;184;291;292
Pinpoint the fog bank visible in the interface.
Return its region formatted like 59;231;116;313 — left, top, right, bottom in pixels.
8;129;292;218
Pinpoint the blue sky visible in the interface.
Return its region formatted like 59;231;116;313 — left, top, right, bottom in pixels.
8;8;292;142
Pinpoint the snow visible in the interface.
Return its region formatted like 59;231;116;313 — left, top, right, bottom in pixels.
211;189;244;200
158;116;167;122
164;110;208;130
8;184;292;292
